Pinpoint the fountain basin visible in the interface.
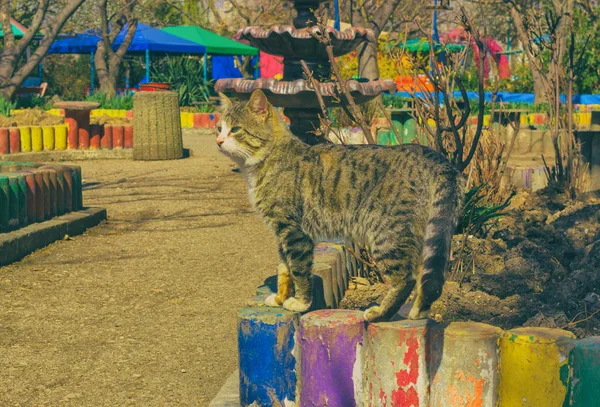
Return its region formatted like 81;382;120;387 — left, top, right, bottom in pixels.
236;25;375;58
215;78;397;108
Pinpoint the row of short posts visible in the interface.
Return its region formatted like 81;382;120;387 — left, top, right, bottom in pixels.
0;124;133;154
0;162;83;233
238;242;600;407
240;308;599;406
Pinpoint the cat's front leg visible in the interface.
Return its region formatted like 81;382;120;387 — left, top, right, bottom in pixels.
265;262;292;307
278;226;314;313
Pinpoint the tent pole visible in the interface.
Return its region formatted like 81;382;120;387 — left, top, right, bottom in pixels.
90;52;95;93
145;49;150;82
203;52;207;83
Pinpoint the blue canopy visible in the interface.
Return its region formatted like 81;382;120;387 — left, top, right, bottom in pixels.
113;23;206;54
47;33;100;54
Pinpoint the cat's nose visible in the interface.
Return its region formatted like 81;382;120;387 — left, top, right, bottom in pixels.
216;139;224;147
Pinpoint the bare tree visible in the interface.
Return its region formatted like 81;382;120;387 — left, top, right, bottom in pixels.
0;0;87;100
94;0;138;97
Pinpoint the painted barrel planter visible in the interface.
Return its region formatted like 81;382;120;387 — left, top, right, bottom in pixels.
42;126;55;151
9;127;20;153
90;125;102;149
0;128;9;154
238;307;299;407
568;337;600;405
498;327;575;406
364;319;435;407
54;125;68;150
429;322;503;407
19;127;32;152
299;310;364;407
101;125;113;149
31;127;43;152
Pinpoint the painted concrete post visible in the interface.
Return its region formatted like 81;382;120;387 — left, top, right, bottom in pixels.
9;127;20;153
0;176;9;231
54;125;68;151
42;126;55;151
299;310;364;407
364;319;434;407
19;127;31;152
101;125;113;150
498;327;575;406
568;337;600;406
0;128;9;154
124;125;134;148
90;125;102;149
71;165;83;211
65;117;78;149
238;307;299;407
429;322;503;407
31;126;43;152
113;125;124;149
18;170;37;223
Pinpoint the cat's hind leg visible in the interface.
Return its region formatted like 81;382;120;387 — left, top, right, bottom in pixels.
363;236;422;322
265;263;292;307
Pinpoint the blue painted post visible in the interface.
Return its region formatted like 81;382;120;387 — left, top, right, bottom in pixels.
334;0;340;31
203;52;208;83
90;52;95;93
254;54;260;79
145;49;150;83
238;307;299;406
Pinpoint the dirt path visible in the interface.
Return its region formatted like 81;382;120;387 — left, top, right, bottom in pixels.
1;130;278;406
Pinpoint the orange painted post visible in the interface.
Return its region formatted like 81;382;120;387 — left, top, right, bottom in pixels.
364;319;435;406
123;124;134;148
65;117;79;149
90;124;102;149
193;113;202;129
429;322;503;407
101;125;113;149
9;127;20;153
0;128;9;154
112;125;124;148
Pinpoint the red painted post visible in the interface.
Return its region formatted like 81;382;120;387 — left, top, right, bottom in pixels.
9;127;20;153
77;111;90;149
123;124;134;148
113;125;124;148
33;170;45;222
90;124;102;149
101;125;113;149
193;113;202;129
0;128;9;154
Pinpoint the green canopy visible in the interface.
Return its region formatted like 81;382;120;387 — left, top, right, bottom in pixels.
0;22;25;38
397;38;465;53
161;25;258;56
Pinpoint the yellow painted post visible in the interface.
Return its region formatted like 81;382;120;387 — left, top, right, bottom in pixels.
42;126;55;150
54;125;68;151
19;127;31;152
498;327;575;406
31;126;43;152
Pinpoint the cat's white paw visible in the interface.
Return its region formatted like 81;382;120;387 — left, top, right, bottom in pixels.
363;305;384;322
282;297;311;312
408;306;429;320
264;294;281;307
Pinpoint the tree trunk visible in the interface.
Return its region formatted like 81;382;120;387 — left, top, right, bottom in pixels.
95;42;119;97
532;68;547;104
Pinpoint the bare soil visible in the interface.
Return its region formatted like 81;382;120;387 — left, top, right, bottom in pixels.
343;186;600;338
0;129;278;406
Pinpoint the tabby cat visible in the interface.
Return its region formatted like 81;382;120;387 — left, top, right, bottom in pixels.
217;90;465;322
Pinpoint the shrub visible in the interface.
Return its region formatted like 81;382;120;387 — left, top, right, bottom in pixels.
151;56;212;106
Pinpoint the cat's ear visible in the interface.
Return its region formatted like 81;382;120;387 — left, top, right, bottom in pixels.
247;89;269;120
219;92;232;111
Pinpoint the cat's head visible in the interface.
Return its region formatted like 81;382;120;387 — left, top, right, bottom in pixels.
216;90;281;166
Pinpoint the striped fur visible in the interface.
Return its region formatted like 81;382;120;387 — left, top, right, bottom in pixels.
217;90;465;322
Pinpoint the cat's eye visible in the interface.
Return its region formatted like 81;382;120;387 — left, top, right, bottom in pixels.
217;126;222;132
231;126;241;133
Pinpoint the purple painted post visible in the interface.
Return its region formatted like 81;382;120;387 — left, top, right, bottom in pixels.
299;310;364;407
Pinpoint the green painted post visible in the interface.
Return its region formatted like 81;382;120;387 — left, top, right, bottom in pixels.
0;176;9;232
569;337;600;405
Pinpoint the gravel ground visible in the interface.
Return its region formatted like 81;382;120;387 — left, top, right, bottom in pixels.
0;129;278;406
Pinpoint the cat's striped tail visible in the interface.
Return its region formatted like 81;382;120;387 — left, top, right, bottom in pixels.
408;169;465;319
